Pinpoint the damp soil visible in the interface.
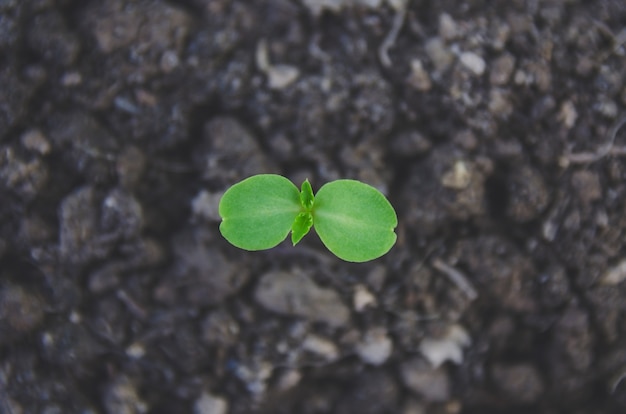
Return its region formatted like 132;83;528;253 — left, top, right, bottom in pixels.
2;1;626;413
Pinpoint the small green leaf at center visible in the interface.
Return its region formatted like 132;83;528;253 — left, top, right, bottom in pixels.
291;212;313;245
300;179;314;210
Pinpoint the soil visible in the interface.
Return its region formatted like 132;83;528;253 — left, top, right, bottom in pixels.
1;0;626;413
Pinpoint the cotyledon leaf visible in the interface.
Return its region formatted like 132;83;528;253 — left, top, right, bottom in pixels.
313;180;397;262
219;174;301;250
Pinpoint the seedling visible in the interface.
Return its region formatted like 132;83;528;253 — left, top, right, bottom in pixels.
218;174;397;262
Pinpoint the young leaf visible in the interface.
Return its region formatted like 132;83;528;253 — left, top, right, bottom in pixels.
313;180;397;262
291;212;313;245
300;179;314;210
219;174;301;250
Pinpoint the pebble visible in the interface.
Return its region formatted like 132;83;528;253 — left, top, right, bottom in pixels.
255;269;349;327
256;40;299;90
0;147;49;200
489;54;516;85
491;363;544;403
425;37;455;72
167;230;249;306
116;146;146;189
595;98;618;118
201;309;240;346
441;160;472;190
407;59;432;91
20;129;51;155
571;170;602;205
160;50;180;73
191;190;223;222
267;64;300;90
200;116;274;182
302;334;339;361
419;324;471;368
61;71;82;86
356;328;393;365
193;392;228;414
59;186;99;263
0;284;44;345
557;100;578;128
102;375;148;414
488;88;513;117
438;13;458;41
353;284;377;312
601;259;626;285
459;51;486;76
506;166;550;222
400;357;451;402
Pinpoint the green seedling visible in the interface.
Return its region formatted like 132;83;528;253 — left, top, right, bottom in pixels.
218;174;397;262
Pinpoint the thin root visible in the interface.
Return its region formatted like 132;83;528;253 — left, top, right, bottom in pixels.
561;115;626;166
432;258;478;301
379;6;406;68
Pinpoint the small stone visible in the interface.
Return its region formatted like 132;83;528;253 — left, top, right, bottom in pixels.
193;392;228;414
102;375;148;414
441;160;471;190
125;343;146;359
356;328;393;365
101;188;144;238
459;51;486;76
407;59;431;91
571;170;601;204
234;361;273;395
557;100;578;128
506;166;550;222
160;50;180;73
20;129;51;155
59;186;99;263
199;116;274;182
438;13;458;41
453;130;478;151
267;64;300;90
596;98;618;118
527;61;552;92
302;334;339;361
600;259;626;286
490;21;511;51
489;54;515;85
191;190;223;222
167;230;249;306
61;71;82;86
276;370;302;391
491;363;544;403
419;324;471;368
353;284;377;312
0;147;49;200
255;269;350;327
0;284;44;345
401;358;451;402
256;39;299;89
488;88;513;117
425;37;455;72
201;309;240;346
116;146;146;189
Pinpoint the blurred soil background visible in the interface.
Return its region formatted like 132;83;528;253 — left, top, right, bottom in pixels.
1;0;626;413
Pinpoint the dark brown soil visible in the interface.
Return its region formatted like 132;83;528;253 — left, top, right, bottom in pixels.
2;1;626;413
